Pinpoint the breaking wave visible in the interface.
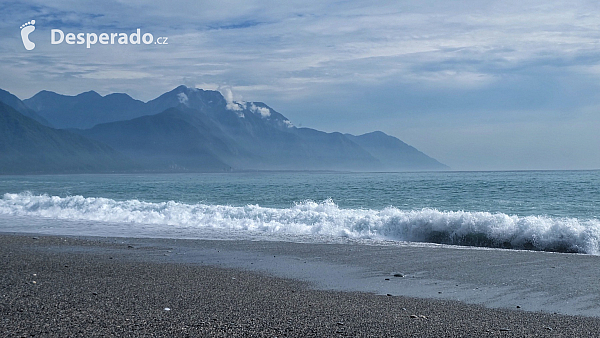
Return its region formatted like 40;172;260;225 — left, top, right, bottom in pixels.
1;192;599;254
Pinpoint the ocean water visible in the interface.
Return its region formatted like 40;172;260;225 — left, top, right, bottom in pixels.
0;170;599;254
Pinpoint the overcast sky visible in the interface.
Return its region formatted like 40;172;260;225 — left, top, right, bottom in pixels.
1;0;599;170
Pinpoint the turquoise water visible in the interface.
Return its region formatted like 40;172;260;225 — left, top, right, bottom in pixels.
1;171;598;217
0;171;599;253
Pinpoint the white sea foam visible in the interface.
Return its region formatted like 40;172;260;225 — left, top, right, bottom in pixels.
1;192;599;254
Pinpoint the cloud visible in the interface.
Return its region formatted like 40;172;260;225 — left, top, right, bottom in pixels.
2;0;600;169
250;103;270;118
177;92;189;106
6;0;600;101
220;86;245;114
77;70;152;80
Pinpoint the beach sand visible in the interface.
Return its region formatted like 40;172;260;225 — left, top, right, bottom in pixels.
2;233;600;337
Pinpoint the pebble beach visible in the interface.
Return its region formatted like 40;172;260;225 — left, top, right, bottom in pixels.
3;234;600;337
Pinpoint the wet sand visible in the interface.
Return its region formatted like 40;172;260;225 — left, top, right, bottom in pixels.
2;233;600;337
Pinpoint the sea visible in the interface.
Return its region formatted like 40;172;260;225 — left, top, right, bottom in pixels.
0;170;599;254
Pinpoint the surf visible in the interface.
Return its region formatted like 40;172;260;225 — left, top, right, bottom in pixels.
1;192;599;254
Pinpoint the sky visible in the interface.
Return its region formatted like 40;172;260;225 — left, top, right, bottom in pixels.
1;0;599;170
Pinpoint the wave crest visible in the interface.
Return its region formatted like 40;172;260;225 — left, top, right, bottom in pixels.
2;192;599;254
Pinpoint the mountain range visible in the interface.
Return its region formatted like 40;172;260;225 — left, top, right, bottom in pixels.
0;101;133;174
0;85;448;174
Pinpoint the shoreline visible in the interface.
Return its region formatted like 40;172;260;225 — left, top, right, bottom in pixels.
2;233;600;336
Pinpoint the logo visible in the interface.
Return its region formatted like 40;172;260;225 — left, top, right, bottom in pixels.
19;20;168;50
51;28;168;48
20;20;36;50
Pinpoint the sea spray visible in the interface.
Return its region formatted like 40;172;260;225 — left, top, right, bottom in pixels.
1;192;599;254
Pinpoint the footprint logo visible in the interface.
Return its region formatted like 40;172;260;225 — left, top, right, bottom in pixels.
20;20;36;51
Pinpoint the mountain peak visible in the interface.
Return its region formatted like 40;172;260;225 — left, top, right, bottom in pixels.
362;131;388;137
77;90;102;98
105;92;135;100
171;85;206;95
174;84;190;91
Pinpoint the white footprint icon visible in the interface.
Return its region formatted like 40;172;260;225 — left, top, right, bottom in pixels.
20;20;36;51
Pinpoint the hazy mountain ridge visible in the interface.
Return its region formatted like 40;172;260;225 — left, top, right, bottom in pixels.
80;107;233;172
0;85;448;173
24;90;147;129
0;88;51;126
0;101;133;174
88;86;382;171
345;131;447;170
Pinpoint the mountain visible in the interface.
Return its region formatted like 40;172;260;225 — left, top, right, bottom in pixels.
19;85;448;172
81;107;233;172
345;131;448;170
149;86;381;170
0;101;133;174
0;88;51;126
79;86;380;171
24;90;147;129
